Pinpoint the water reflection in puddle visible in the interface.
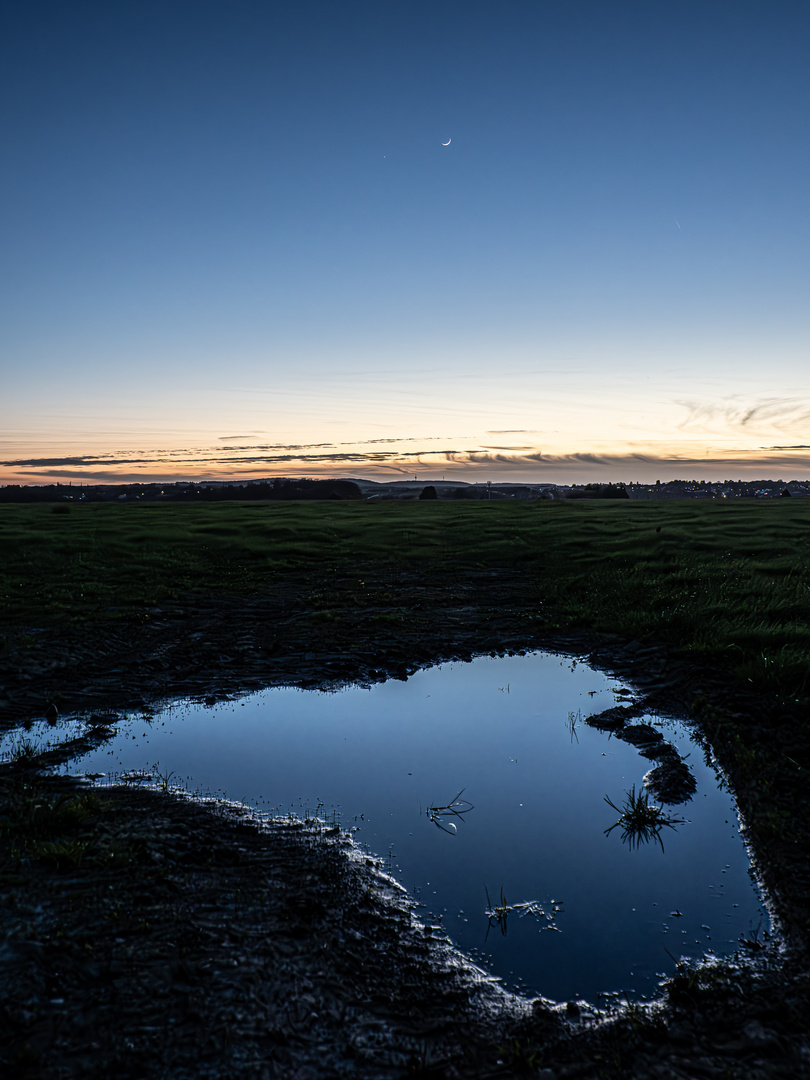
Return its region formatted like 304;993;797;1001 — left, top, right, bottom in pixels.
62;652;764;1002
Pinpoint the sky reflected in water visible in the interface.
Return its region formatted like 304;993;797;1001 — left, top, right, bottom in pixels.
66;652;766;1002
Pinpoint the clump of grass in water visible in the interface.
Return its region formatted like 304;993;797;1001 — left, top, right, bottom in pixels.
484;885;563;937
7;737;40;767
485;885;511;936
604;785;684;851
154;766;176;793
566;709;581;743
426;789;474;834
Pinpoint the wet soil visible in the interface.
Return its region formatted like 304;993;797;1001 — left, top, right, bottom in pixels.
1;566;809;1077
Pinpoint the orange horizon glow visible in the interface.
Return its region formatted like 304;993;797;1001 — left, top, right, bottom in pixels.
2;437;809;488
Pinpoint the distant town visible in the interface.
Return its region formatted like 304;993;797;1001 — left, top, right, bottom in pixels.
0;476;807;503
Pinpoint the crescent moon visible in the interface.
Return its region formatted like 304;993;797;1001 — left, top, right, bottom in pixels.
442;138;451;146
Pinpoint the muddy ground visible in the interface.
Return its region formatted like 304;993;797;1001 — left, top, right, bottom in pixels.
1;567;809;1077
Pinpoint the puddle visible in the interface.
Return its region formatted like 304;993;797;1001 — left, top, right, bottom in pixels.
12;651;767;1003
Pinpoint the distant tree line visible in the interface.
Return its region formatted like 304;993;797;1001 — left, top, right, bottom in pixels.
565;483;629;500
0;485;78;503
200;479;363;501
0;479;363;503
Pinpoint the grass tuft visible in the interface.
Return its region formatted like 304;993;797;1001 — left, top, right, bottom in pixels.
604;785;685;851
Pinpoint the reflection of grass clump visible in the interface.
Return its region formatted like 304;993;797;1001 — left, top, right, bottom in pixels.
604;785;684;851
426;789;474;834
8;737;40;767
484;885;563;937
485;885;511;935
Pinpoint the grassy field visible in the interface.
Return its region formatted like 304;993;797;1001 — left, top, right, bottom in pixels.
2;497;810;1075
2;497;809;703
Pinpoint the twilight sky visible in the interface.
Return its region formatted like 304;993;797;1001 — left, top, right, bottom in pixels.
2;0;809;485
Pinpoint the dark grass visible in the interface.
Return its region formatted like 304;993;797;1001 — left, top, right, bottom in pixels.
1;497;809;702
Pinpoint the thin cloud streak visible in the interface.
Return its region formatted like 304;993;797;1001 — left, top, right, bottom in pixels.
677;396;810;435
0;436;465;470
2;456;162;468
479;445;537;452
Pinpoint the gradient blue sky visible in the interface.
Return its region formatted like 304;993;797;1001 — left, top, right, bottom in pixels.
2;0;808;484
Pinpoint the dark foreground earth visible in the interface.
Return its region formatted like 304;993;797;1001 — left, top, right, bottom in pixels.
2;568;809;1078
